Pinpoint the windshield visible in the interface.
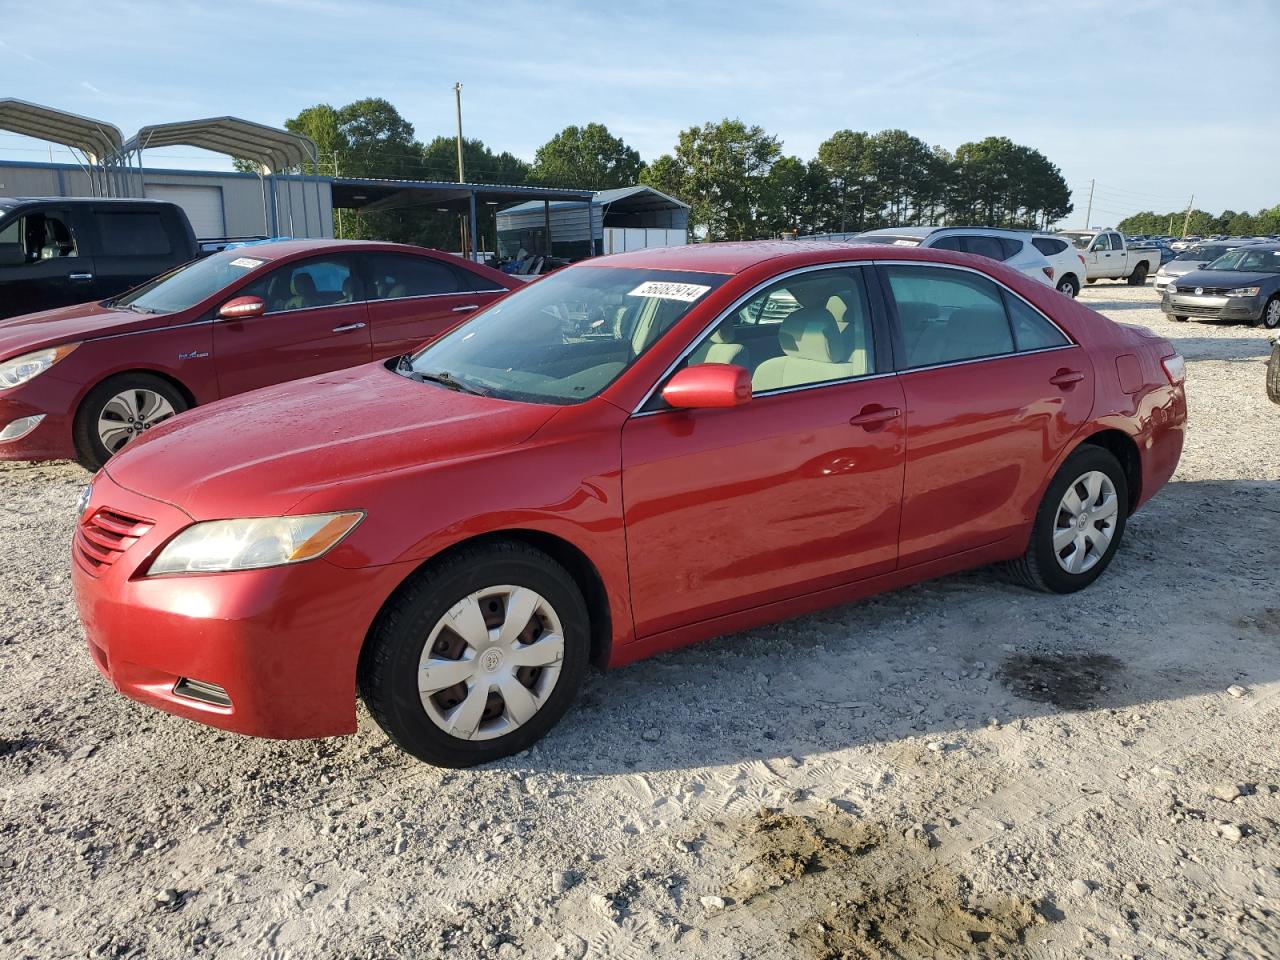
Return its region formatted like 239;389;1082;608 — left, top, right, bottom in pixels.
1061;233;1095;250
1204;248;1280;273
112;250;270;314
403;266;728;405
1176;244;1232;262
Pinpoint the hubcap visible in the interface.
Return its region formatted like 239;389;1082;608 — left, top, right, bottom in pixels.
98;389;177;453
1053;471;1119;575
1058;279;1074;296
417;585;565;741
1265;300;1280;329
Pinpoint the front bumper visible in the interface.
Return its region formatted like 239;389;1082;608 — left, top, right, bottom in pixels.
0;374;80;460
1161;291;1264;322
71;471;418;739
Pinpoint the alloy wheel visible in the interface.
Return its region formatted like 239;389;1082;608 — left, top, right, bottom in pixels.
1053;470;1119;575
97;389;178;453
1265;299;1280;330
417;585;565;741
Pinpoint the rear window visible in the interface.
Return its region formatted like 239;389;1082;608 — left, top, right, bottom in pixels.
94;211;173;256
1032;237;1069;256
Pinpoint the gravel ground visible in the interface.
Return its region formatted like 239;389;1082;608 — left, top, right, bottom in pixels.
1;282;1278;960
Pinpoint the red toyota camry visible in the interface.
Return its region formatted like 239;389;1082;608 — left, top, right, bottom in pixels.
0;239;516;469
71;242;1186;767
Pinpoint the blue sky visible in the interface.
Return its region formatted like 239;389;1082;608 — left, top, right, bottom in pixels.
2;0;1277;226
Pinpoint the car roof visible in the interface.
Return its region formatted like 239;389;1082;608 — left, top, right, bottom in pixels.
209;238;468;263
577;240;868;274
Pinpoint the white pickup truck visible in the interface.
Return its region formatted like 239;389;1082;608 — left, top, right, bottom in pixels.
1059;229;1160;286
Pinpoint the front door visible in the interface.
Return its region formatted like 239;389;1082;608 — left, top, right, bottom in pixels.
879;263;1094;566
0;207;96;318
212;254;372;397
621;266;906;638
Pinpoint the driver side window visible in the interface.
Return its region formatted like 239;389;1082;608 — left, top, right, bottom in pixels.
241;257;362;314
1091;234;1111;252
0;212;79;263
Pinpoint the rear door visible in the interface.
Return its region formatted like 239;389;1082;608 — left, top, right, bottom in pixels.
879;262;1093;566
360;251;506;358
87;205;190;301
0;206;96;318
211;254;372;397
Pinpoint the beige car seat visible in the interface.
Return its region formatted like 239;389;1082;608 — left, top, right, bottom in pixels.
688;323;747;366
752;308;869;391
285;273;319;310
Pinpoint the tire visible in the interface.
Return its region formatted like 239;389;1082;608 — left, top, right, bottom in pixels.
1267;339;1280;405
1172;315;1189;323
357;540;590;767
1258;296;1280;330
1086;278;1097;284
1056;274;1080;298
1006;445;1129;594
72;372;188;472
1126;263;1148;286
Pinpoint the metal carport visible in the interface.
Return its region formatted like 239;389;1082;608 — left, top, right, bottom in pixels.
0;99;126;197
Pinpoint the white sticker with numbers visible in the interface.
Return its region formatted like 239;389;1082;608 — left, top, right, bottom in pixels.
627;280;711;302
229;257;266;269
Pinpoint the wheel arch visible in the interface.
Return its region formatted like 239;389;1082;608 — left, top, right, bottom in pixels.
365;529;615;671
76;367;198;414
1077;428;1142;512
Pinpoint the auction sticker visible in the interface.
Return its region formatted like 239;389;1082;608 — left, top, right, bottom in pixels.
229;257;266;269
628;280;711;302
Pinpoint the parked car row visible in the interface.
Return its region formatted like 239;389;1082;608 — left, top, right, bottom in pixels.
1160;242;1280;329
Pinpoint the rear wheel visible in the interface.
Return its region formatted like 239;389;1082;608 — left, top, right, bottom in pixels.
1007;445;1129;594
1127;263;1148;286
1258;296;1280;330
1267;339;1280;404
358;540;590;767
1057;274;1080;298
72;373;188;471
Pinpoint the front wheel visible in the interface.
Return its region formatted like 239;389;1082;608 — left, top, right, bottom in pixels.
72;373;188;471
1006;445;1129;594
1057;274;1080;298
1258;296;1280;330
1126;263;1148;286
358;541;590;767
1267;339;1280;404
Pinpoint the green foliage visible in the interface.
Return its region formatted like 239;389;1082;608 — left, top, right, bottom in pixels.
531;123;642;190
1118;205;1280;237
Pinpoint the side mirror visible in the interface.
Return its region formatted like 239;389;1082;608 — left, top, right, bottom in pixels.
218;295;265;320
662;363;752;410
0;244;25;267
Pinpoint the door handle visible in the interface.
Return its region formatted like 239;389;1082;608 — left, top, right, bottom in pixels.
451;304;479;313
849;405;901;429
332;322;367;333
68;273;94;281
1049;369;1085;388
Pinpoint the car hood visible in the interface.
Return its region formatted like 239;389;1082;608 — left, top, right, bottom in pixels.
1170;269;1277;289
1161;259;1208;277
0;300;169;361
103;362;560;520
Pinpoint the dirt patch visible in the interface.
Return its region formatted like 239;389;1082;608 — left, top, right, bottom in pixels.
729;809;884;901
997;653;1124;709
1240;608;1280;636
797;868;1045;959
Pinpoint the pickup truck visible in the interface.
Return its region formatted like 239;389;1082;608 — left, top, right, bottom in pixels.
0;197;243;320
1059;229;1160;286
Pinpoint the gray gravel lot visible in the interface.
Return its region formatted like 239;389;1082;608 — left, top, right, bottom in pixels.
1;282;1278;959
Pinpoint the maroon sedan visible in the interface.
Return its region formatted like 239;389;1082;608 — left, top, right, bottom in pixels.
0;239;516;469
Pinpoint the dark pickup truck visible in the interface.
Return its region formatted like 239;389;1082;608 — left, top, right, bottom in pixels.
0;197;211;320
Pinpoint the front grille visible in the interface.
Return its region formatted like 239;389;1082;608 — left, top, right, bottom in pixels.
74;507;153;576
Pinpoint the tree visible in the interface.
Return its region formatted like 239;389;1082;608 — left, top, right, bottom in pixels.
758;156;812;235
530;123;642;190
816;130;876;233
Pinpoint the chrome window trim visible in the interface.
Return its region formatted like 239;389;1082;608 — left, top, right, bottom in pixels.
630;258;1078;415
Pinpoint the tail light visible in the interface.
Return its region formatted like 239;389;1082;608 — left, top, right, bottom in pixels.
1161;353;1186;385
1042;266;1055;281
1078;254;1087;266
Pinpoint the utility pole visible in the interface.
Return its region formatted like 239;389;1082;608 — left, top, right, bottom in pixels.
333;150;344;239
1084;179;1094;228
454;82;468;255
1181;195;1195;238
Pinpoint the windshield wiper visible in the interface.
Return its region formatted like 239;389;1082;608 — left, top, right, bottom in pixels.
411;369;489;397
126;304;161;315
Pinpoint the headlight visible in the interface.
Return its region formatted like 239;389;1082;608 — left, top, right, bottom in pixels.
1166;284;1177;293
0;343;80;389
1226;286;1260;297
76;483;93;519
147;512;364;576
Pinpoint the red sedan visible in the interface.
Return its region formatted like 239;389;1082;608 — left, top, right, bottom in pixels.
0;239;516;469
71;242;1186;767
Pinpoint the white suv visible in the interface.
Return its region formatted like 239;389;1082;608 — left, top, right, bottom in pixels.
1030;233;1089;298
855;227;1055;287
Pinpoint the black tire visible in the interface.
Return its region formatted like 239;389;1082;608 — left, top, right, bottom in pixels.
357;540;590;767
1086;278;1097;284
1171;315;1189;323
1258;295;1280;330
1267;340;1280;405
72;372;189;472
1006;445;1129;594
1126;263;1148;286
1057;274;1080;298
